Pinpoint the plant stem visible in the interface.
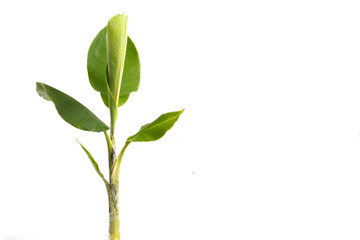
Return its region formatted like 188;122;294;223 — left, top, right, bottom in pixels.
107;141;130;240
108;148;120;240
108;130;120;239
106;91;119;239
107;94;121;240
109;181;120;240
109;215;120;240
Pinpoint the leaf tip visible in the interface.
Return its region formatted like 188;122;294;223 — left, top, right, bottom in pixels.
76;138;84;148
36;82;51;101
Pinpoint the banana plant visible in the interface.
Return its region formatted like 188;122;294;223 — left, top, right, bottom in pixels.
36;14;183;240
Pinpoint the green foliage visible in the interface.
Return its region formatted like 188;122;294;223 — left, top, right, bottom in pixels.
36;13;182;240
106;14;128;106
128;110;184;142
87;27;107;93
77;139;109;191
36;82;109;132
88;26;140;108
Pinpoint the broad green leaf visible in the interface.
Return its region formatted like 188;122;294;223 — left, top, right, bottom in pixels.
77;139;109;190
127;109;184;142
106;14;128;106
87;26;140;107
121;37;141;95
36;82;109;132
87;27;108;93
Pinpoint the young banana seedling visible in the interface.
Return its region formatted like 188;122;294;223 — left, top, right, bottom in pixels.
36;14;183;240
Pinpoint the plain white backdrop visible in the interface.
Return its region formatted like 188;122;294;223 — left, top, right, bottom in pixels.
1;0;360;239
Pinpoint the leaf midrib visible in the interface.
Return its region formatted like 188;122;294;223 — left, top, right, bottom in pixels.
115;38;127;106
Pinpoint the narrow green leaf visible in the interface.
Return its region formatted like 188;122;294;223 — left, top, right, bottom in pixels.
106;14;128;106
36;82;109;132
104;131;112;170
87;26;140;107
111;141;131;180
77;139;109;190
108;82;118;137
127;109;184;142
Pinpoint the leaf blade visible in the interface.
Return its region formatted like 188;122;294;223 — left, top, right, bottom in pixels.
121;37;140;96
87;27;108;93
87;26;140;107
36;82;109;132
106;14;128;106
77;139;109;190
127;109;184;142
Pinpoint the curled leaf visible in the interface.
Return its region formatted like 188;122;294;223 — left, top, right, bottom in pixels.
87;25;140;108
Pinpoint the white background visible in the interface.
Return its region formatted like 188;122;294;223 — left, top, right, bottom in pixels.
1;0;360;239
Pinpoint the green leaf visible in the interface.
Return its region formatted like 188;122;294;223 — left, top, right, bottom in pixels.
36;82;109;132
77;139;109;190
87;27;108;93
106;14;128;106
87;26;140;107
121;37;141;96
127;109;184;142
